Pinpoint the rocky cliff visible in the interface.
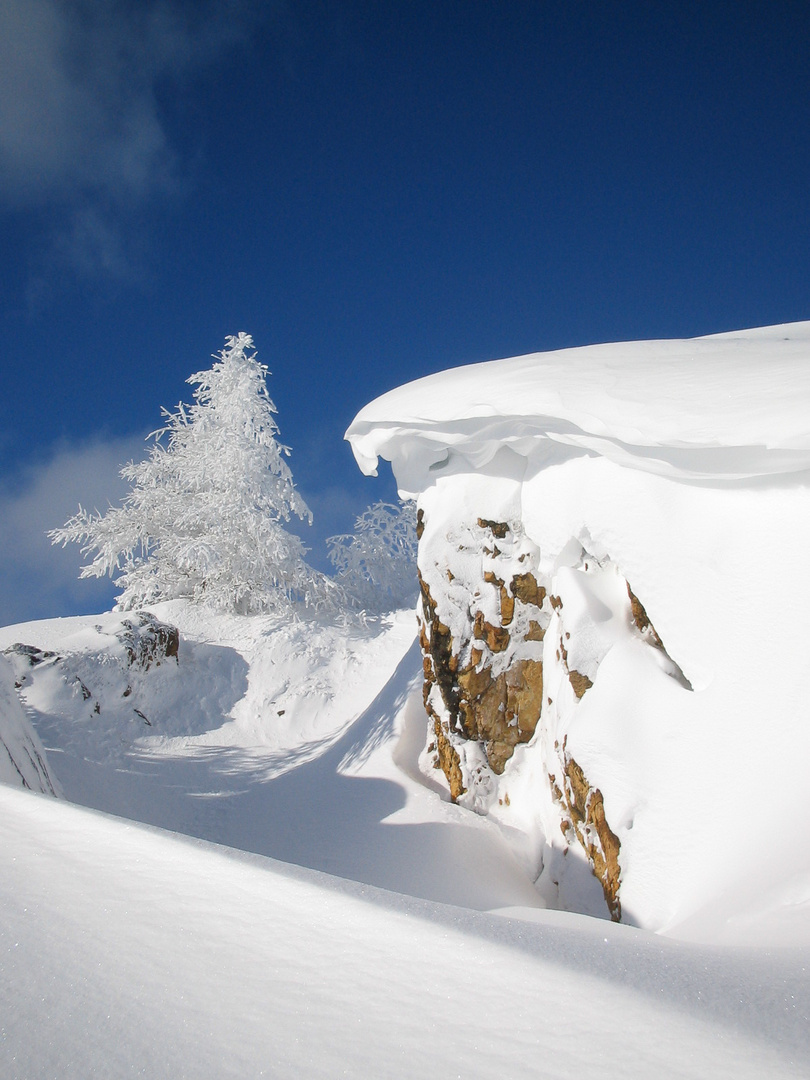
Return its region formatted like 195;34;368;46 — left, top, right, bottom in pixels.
415;506;689;921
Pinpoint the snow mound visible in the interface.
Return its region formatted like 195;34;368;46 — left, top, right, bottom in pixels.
347;321;810;489
0;602;545;911
3;575;810;1075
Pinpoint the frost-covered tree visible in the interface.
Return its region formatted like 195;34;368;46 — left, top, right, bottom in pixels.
50;333;331;614
327;500;418;613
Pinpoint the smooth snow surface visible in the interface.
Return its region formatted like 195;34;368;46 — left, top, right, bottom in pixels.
2;596;809;1078
2;785;808;1080
347;322;810;487
0;604;540;910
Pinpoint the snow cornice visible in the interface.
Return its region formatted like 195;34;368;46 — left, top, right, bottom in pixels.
346;322;810;493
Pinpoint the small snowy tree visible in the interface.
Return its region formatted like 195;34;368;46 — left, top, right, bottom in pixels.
50;333;329;614
327;500;418;613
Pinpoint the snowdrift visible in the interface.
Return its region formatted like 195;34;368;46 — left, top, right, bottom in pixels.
347;321;810;937
3;782;808;1080
1;594;808;1078
348;322;810;487
0;603;543;910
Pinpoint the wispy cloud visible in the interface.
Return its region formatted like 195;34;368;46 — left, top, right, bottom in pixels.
0;0;268;283
0;434;147;627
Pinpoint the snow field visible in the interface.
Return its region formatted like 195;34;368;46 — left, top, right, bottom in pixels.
2;784;808;1080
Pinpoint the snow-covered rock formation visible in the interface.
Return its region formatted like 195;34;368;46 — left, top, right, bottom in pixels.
0;611;181;795
347;321;810;930
0;652;61;795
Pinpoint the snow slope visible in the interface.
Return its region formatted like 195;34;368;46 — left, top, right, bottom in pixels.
3;785;809;1080
0;654;60;795
2;596;809;1077
2;594;810;1077
0;603;540;910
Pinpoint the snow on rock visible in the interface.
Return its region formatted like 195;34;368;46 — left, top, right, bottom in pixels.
0;610;195;771
346;321;810;935
0;653;61;795
347;322;810;487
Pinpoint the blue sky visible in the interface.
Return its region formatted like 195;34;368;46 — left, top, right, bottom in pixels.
1;0;808;625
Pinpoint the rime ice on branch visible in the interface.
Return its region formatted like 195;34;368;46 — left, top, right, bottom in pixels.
50;333;333;614
327;500;418;614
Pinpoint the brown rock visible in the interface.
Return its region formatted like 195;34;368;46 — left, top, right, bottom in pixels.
433;715;465;800
418;570;459;716
505;659;544;734
456;655;543;775
500;587;515;626
627;583;663;648
554;748;622;921
457;657;495;702
484;572;514;622
510;572;546;608
416;508;425;540
473;611;511;653
116;613;179;670
568;669;593;699
477;518;509;539
626;582;692;689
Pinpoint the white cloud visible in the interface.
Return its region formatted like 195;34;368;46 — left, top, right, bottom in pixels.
0;0;267;281
0;434;147;627
1;0;168;205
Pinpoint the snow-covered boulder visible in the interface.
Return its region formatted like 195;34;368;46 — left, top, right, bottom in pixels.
347;321;810;931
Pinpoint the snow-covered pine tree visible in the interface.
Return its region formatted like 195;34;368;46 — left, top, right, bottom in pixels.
50;333;329;614
327;500;418;613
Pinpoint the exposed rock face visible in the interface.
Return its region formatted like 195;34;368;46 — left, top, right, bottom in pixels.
419;519;551;801
550;739;622;921
419;569;465;800
416;509;687;922
4;644;59;673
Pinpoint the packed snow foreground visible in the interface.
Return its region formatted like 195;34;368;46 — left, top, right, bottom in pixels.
2;323;810;1079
